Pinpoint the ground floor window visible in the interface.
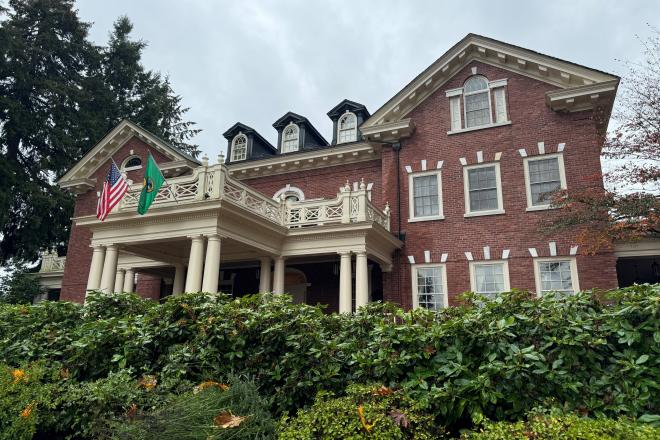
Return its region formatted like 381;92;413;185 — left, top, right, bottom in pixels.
534;257;579;295
411;264;447;310
469;261;510;298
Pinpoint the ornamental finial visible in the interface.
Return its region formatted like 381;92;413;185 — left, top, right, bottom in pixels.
218;152;225;164
202;154;209;166
360;178;366;190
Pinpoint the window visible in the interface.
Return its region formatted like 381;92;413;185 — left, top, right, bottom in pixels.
463;76;491;128
282;123;299;153
469;261;510;298
524;154;567;210
411;264;447;310
338;112;357;143
273;184;305;202
408;171;443;221
534;258;579;295
463;163;504;216
231;134;247;162
122;155;142;171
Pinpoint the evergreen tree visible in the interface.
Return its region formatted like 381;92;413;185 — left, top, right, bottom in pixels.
0;1;200;265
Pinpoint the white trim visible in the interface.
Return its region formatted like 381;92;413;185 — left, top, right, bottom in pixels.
570;245;579;255
448;120;511;135
273;184;305;202
528;248;538;257
408;169;444;222
231;133;248;162
421;159;427;171
463;162;505;217
523;153;567;210
436;160;444;169
483;246;491;260
407;255;416;264
476;151;484;163
537;142;545;154
463;75;493;128
557;143;566;152
465;251;474;261
518;148;528;157
424;250;431;263
502;249;510;259
337;111;358;144
411;263;449;309
281;122;300;153
549;241;557;256
121;155;143;172
405;165;413;173
440;253;448;262
533;256;580;296
469;260;511;296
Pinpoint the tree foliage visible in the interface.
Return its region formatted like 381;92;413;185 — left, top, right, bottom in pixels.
0;1;200;264
0;264;44;305
549;29;660;252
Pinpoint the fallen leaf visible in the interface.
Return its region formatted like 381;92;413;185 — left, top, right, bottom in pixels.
214;411;247;429
389;409;410;428
357;405;375;433
372;385;393;397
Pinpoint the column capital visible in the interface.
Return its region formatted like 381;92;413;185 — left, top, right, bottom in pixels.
91;244;106;251
337;250;352;256
354;250;367;257
116;268;126;273
205;234;221;242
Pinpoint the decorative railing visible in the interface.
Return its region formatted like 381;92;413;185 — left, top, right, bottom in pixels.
116;155;391;231
39;250;66;273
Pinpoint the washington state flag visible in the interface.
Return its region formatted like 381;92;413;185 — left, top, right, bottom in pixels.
137;154;165;215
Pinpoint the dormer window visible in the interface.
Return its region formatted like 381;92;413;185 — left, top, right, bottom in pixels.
282;123;299;153
463;76;491;128
337;112;357;143
446;71;509;134
122;155;142;171
231;133;247;161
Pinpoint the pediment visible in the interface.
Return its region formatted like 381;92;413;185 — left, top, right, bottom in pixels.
58;120;200;191
362;34;619;136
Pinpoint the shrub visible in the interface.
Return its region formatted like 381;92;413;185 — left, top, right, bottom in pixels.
278;384;444;439
112;375;276;440
0;363;46;440
461;414;660;439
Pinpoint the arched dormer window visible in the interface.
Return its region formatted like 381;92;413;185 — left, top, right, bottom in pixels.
337;111;357;143
121;155;142;171
463;75;492;128
282;123;299;153
231;133;248;161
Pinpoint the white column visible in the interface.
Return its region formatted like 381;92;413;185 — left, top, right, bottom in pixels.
123;269;135;293
172;264;185;295
202;235;221;293
259;257;272;293
86;245;106;291
273;256;286;294
99;245;119;293
339;251;353;313
114;269;126;293
185;235;205;293
355;251;369;310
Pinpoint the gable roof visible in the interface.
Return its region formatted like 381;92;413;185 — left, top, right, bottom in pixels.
361;33;619;135
58;120;201;190
326;99;370;119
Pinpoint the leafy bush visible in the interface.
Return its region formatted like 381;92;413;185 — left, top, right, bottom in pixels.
0;364;46;440
461;413;660;439
278;384;444;439
0;284;657;438
0;265;45;305
113;375;276;439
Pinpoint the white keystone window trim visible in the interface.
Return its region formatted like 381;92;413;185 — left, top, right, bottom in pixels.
408;170;444;222
447;77;510;135
121;155;142;171
523;153;567;211
231;133;248;162
463;162;505;217
411;263;448;310
273;184;305;202
533;256;580;296
469;260;510;298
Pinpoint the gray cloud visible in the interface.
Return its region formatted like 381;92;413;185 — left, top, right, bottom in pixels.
77;0;659;158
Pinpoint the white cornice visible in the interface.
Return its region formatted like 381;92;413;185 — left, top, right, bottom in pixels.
360;119;415;142
226;142;381;179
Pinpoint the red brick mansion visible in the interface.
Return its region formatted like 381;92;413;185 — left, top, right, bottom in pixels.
40;34;658;311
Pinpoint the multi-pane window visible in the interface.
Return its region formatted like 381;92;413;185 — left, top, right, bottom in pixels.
471;262;508;298
466;165;501;213
231;134;247;161
338;112;357;143
526;156;564;207
413;265;446;310
463;76;491;128
282;124;299;153
536;259;577;295
410;173;442;219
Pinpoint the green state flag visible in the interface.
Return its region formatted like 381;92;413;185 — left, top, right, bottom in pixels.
137;154;165;215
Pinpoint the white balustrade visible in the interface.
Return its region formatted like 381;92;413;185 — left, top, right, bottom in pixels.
39;250;66;273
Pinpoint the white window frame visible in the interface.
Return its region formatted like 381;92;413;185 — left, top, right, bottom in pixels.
281;122;300;153
411;263;448;310
463;162;505;217
230;133;248;162
273;184;305;202
408;170;444;222
523;153;567;211
337;111;358;144
446;78;511;135
121;155;142;172
533;256;580;296
469;260;510;297
463;75;493;129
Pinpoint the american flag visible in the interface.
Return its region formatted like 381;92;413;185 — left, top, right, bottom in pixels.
97;162;129;221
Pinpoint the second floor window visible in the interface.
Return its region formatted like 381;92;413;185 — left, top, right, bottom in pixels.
464;163;504;216
231;134;247;161
524;154;567;209
282;123;299;153
338;112;357;143
409;171;443;221
463;75;491;128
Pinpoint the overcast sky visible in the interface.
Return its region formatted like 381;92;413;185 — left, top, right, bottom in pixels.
76;0;660;159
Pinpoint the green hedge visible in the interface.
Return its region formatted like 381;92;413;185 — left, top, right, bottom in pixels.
0;285;658;438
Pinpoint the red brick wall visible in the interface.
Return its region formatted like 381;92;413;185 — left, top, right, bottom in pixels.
59;137;173;302
135;273;162;300
383;61;617;308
